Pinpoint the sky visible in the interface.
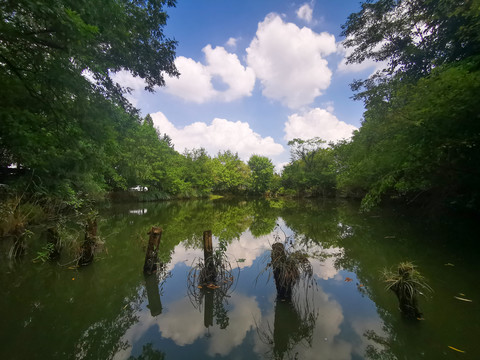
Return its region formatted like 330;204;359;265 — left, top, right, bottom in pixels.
112;0;382;171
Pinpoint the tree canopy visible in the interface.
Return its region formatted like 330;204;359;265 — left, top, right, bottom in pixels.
0;0;178;202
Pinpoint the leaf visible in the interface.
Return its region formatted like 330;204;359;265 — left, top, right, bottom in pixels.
448;346;465;353
454;296;473;302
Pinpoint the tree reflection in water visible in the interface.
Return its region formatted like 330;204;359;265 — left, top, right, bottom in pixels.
187;239;238;331
127;343;165;360
257;286;318;360
144;263;171;317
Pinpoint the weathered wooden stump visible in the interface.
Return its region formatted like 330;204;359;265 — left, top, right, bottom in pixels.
203;230;216;283
78;218;97;266
271;243;295;301
390;268;423;319
143;226;163;274
145;273;163;316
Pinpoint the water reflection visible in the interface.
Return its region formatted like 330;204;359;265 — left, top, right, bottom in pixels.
144;274;162;317
2;199;478;360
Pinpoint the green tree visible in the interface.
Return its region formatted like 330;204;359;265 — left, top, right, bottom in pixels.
282;138;336;196
338;0;480;211
247;155;275;195
183;148;215;196
0;0;178;201
212;151;249;194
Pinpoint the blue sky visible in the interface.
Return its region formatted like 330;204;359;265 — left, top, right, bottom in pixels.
113;0;382;170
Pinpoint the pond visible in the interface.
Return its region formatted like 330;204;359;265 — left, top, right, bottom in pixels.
1;198;479;359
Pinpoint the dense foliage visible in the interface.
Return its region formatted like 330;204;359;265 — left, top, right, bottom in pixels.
336;0;480;211
0;0;179;204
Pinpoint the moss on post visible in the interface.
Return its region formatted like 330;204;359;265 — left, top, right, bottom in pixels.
143;226;163;274
203;230;216;283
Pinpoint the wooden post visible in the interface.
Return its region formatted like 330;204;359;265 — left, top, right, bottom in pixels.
203;230;216;283
78;218;97;266
143;227;163;274
271;243;294;301
145;273;163;316
391;268;423;319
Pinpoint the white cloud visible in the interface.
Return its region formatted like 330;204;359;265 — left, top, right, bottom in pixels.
164;45;255;103
284;107;357;142
226;37;238;49
297;3;313;23
203;45;256;102
246;13;336;109
225;230;272;268
163;56;217;103
156;293;261;356
151;112;285;161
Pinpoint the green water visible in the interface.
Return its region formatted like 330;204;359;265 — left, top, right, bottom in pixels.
1;199;479;359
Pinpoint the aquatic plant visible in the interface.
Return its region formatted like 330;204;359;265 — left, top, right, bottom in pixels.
187;240;236;296
187;234;238;329
260;226;314;301
382;261;432;318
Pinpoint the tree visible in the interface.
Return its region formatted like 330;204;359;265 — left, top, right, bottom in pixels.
212;151;249;193
341;0;480;81
0;0;179;201
282;138;336;196
247;155;275;195
336;0;480;212
183;148;215;195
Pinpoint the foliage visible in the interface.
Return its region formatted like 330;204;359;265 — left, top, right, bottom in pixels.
0;0;178;207
341;0;480;86
212;151;250;194
335;0;480;212
282;138;337;196
32;242;56;263
381;261;432;300
248;155;275;195
337;59;480;211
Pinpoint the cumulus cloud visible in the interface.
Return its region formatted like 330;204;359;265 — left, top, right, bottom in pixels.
246;13;336;109
164;45;255;103
297;3;313;23
284;107;357;142
225;230;272;268
164;56;217;103
151;112;284;160
156;293;261;356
